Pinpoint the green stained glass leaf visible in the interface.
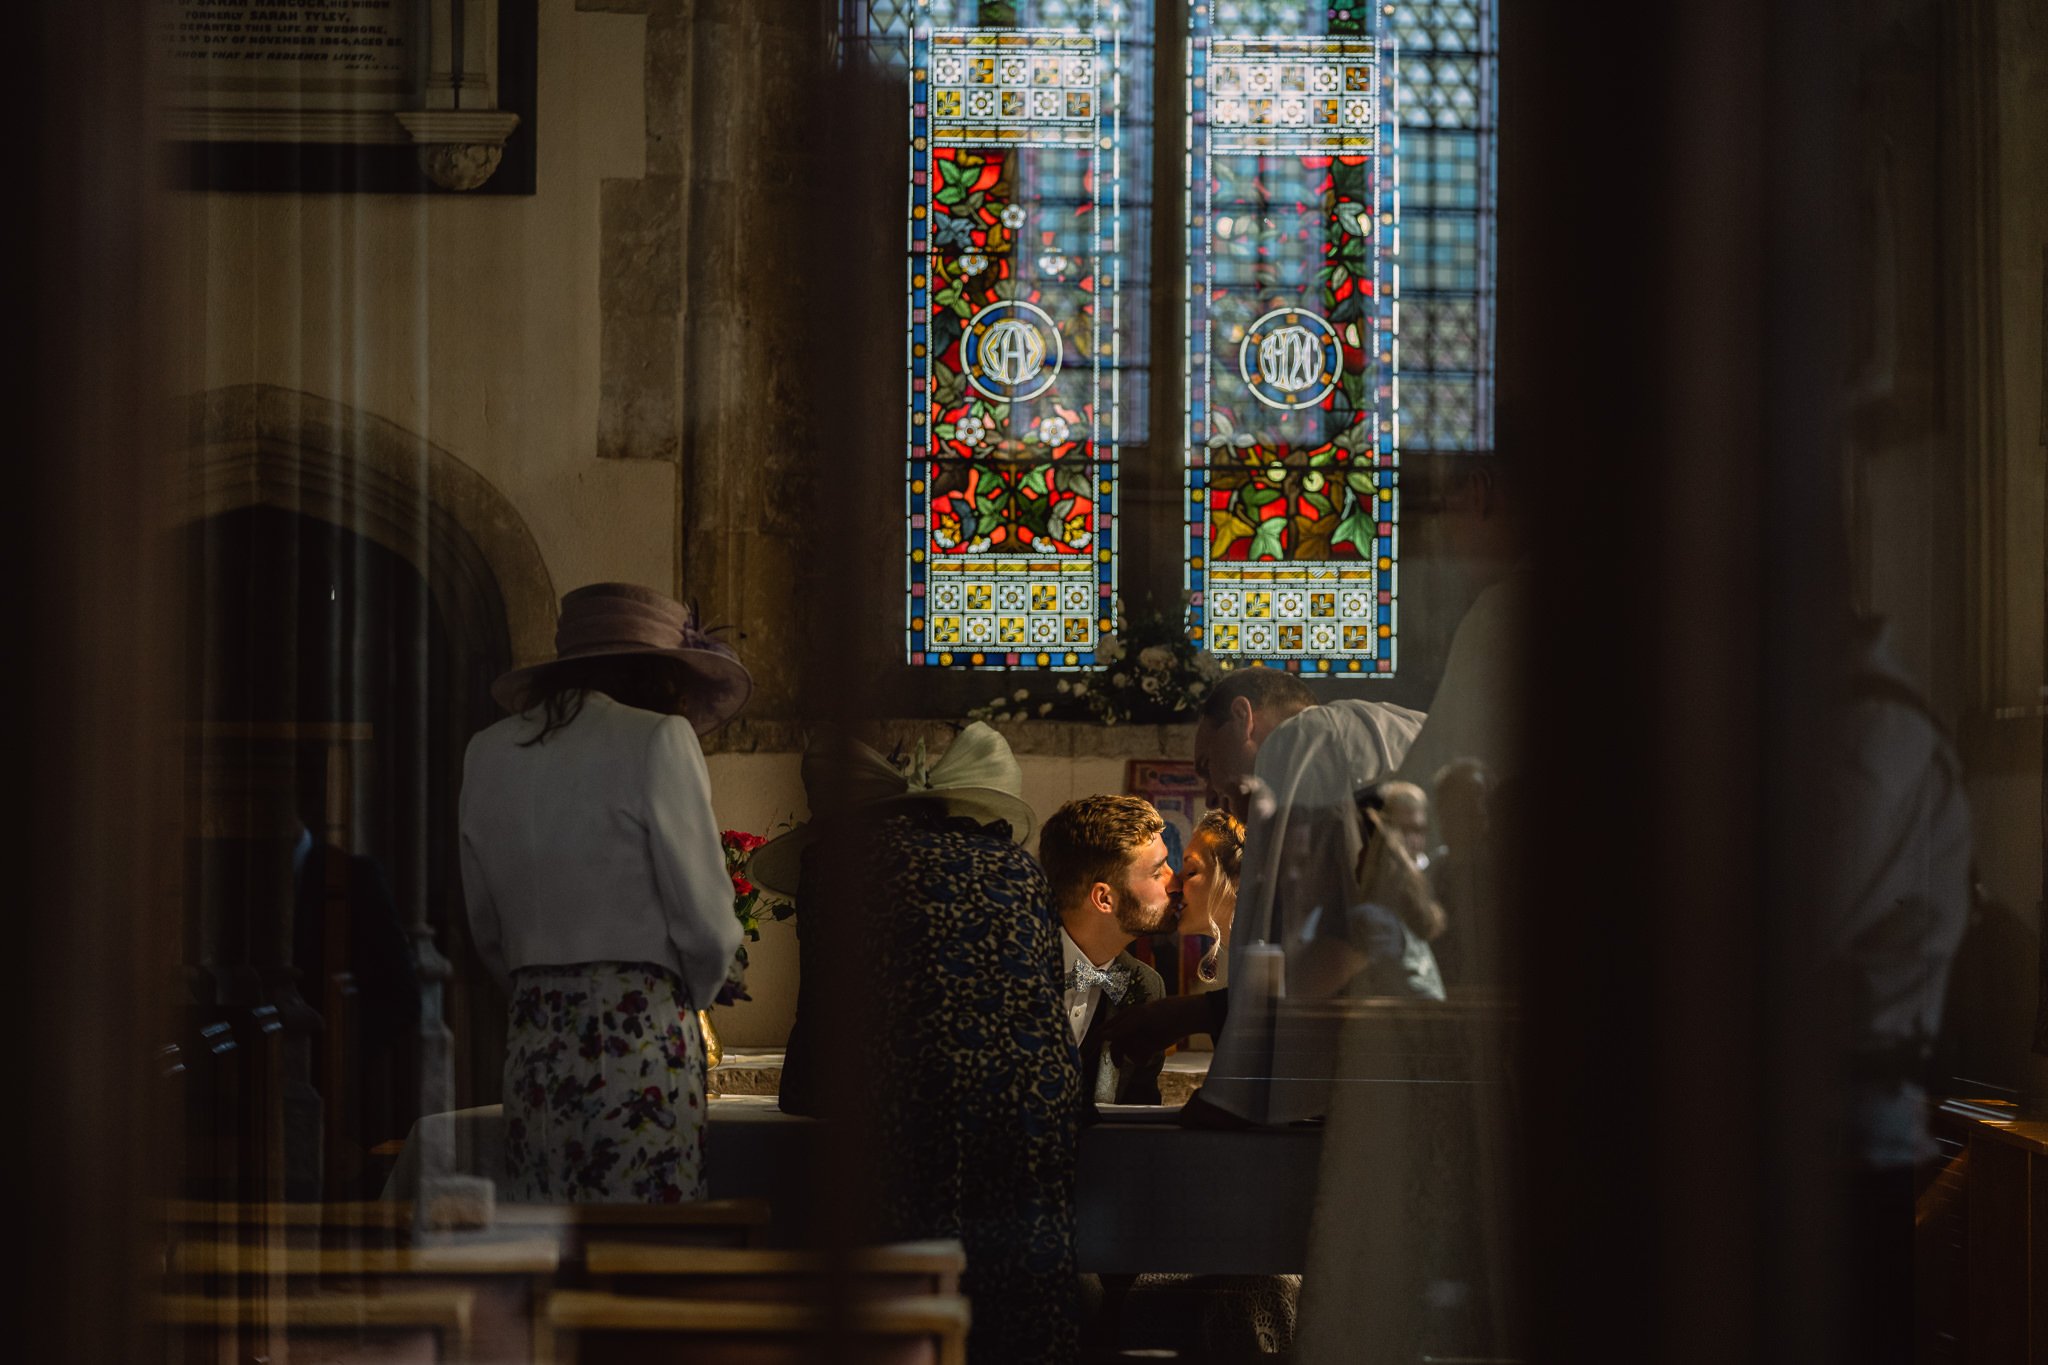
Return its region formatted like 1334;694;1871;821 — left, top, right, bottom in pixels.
1333;422;1375;453
1248;518;1287;560
1330;494;1376;553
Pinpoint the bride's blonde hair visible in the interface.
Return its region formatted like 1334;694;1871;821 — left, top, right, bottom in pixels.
1189;809;1245;983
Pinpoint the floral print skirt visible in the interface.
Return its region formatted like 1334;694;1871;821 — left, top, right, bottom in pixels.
502;961;706;1203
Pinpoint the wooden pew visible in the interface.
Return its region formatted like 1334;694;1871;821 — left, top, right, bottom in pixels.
170;1238;557;1362
158;1198;420;1251
155;1288;476;1363
544;1290;970;1365
158;1195;770;1246
492;1197;773;1256
581;1239;965;1301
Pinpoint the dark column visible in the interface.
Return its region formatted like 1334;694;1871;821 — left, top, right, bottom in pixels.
1505;0;1855;1359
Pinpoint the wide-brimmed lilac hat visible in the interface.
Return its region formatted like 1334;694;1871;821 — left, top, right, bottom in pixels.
491;583;752;735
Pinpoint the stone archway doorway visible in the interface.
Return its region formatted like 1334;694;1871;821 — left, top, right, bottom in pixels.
177;385;553;1194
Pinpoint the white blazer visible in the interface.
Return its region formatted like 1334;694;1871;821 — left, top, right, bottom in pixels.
459;691;742;1010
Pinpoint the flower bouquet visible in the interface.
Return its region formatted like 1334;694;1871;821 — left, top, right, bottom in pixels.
969;597;1224;726
714;829;783;1006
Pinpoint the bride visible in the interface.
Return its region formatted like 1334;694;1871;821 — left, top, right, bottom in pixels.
1103;809;1245;1066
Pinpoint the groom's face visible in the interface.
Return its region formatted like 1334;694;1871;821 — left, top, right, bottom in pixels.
1111;832;1177;936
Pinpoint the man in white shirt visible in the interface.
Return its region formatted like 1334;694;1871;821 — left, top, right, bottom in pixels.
1191;668;1424;822
1187;668;1428;1124
1037;795;1179;1106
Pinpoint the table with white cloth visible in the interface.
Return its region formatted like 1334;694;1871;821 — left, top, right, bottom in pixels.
382;1090;1323;1275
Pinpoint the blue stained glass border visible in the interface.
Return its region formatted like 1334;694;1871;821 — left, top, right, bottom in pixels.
1184;9;1404;678
905;8;1124;670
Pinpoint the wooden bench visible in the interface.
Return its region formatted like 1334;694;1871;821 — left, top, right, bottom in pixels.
170;1238;558;1362
155;1288;476;1363
493;1197;772;1252
582;1239;965;1300
155;1195;771;1253
157;1198;420;1250
544;1290;969;1365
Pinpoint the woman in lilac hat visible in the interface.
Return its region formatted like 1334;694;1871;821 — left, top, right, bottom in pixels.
459;583;750;1203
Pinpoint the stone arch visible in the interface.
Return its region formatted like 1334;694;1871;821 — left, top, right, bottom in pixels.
178;384;555;672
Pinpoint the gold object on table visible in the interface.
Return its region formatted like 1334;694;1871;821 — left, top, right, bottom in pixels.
697;1009;722;1097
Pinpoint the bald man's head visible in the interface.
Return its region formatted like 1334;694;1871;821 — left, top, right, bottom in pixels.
1190;667;1317;816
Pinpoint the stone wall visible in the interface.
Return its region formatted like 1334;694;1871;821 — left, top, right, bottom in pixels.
166;1;675;604
162;0;2048;1065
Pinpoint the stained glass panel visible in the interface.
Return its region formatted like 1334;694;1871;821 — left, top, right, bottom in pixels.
906;5;1128;668
1186;9;1400;676
1184;1;1496;679
1390;1;1496;454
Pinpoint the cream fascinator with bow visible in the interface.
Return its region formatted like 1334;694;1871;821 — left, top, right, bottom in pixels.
744;723;1036;899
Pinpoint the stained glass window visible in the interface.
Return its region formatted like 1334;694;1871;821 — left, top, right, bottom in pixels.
1186;2;1497;678
850;1;1497;675
1187;6;1397;676
893;1;1138;669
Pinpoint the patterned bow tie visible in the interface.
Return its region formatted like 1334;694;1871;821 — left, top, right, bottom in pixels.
1067;959;1130;1003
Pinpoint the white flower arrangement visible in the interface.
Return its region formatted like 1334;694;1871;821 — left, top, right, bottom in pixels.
965;597;1221;726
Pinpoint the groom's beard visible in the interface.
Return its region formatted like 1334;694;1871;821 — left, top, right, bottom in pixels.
1115;884;1176;936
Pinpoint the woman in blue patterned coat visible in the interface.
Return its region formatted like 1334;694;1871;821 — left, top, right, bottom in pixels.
753;724;1082;1365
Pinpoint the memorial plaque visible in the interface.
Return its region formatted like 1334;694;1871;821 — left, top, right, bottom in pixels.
165;1;423;112
164;0;538;195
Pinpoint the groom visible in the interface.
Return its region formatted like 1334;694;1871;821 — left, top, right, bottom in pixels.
1037;795;1179;1106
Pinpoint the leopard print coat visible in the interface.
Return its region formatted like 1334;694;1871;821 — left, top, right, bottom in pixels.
805;812;1083;1365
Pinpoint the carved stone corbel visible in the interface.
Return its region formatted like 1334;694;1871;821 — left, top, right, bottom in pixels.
398;0;520;190
396;110;523;191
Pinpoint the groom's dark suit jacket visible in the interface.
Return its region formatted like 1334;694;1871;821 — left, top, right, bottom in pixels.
1077;950;1167;1106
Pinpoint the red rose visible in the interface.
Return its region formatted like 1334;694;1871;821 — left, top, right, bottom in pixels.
733;876;755;898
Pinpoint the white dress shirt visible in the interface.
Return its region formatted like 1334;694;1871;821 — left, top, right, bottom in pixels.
1206;696;1425;1125
1060;926;1106;1046
459;691;742;1011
